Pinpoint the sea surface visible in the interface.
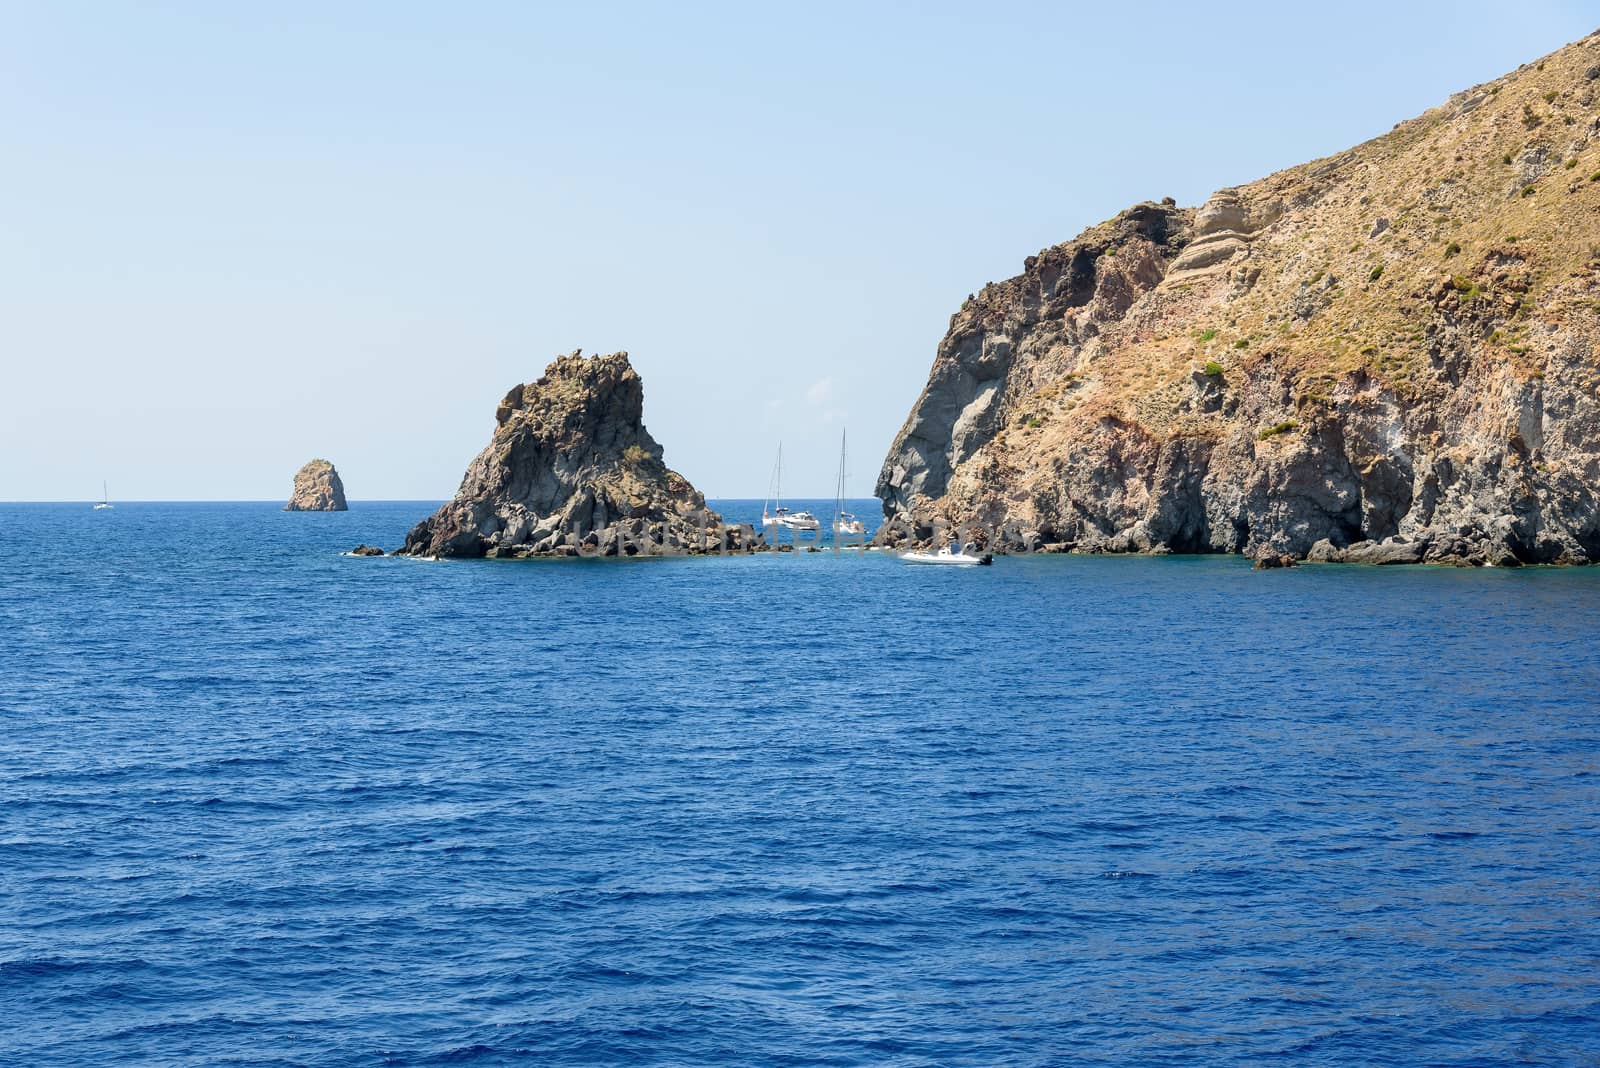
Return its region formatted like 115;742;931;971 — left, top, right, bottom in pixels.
3;500;1598;1067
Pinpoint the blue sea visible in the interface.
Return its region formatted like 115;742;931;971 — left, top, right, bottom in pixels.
3;500;1598;1066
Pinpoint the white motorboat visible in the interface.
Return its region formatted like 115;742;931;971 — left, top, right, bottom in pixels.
832;430;866;539
772;507;822;532
900;541;992;566
93;481;114;510
762;444;823;532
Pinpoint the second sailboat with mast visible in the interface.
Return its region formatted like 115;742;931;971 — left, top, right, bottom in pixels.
832;430;864;541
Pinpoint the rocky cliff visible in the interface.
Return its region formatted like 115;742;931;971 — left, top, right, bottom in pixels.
284;459;347;511
878;32;1600;566
400;351;724;558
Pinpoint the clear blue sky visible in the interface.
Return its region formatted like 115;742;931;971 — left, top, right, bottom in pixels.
4;2;1594;501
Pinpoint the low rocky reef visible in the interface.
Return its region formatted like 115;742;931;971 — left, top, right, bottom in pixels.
357;521;824;559
872;512;1565;569
285;459;347;511
393;351;764;559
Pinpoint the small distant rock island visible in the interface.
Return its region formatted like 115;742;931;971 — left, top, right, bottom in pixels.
397;350;737;558
284;459;347;512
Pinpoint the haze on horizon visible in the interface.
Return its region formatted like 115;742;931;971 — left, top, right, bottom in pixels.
4;1;1594;502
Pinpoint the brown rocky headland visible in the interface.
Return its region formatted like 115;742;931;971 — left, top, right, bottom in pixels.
876;32;1600;567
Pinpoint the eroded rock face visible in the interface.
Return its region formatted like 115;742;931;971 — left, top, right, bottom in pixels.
875;200;1196;524
285;459;347;512
876;32;1600;566
400;351;721;558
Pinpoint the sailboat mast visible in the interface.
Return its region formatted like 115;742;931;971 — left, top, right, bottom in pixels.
835;430;845;530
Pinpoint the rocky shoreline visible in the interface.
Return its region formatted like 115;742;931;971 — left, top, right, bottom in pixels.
871;517;1563;568
364;504;1574;568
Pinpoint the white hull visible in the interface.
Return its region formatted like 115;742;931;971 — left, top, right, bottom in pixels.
93;503;113;510
900;552;983;566
900;545;991;566
765;510;821;532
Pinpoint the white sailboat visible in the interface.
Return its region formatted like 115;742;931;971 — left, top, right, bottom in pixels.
761;444;821;532
93;481;113;510
832;430;865;540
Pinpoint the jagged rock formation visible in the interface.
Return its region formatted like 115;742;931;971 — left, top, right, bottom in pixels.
284;459;347;511
878;32;1600;566
400;351;727;558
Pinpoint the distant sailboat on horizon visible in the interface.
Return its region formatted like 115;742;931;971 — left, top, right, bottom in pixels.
93;481;113;510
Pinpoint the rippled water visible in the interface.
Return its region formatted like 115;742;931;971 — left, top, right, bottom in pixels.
3;501;1598;1066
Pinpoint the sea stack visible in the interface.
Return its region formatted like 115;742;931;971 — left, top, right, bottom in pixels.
400;350;721;558
877;31;1600;566
284;459;347;512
